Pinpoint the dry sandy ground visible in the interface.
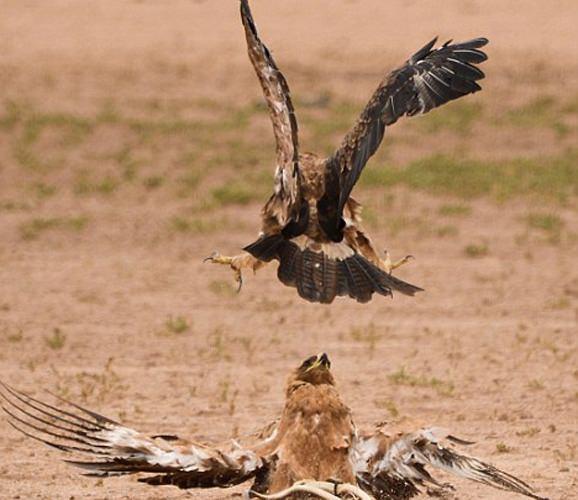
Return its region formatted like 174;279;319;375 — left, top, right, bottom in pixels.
0;1;577;499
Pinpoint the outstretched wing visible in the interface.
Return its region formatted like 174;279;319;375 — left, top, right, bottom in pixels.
318;37;489;241
0;382;263;489
240;0;300;216
353;427;546;500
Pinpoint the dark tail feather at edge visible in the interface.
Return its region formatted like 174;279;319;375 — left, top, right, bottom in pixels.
244;236;423;304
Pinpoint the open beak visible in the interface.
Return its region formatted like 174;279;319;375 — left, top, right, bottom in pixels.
306;353;331;372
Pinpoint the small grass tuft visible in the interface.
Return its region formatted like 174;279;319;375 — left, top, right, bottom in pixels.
436;225;459;238
496;442;512;453
45;328;66;350
209;280;238;298
211;182;260;206
504;96;570;136
169;216;223;234
350;323;381;355
527;379;545;391
32;182;57;199
388;367;455;396
526;212;564;232
20;216;89;240
6;328;24;343
438;204;472;217
165;315;190;334
374;398;400;418
526;212;564;244
74;174;119;196
464;243;489;258
142;176;164;190
516;427;541;438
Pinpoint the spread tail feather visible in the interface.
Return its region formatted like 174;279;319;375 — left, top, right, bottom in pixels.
245;236;422;304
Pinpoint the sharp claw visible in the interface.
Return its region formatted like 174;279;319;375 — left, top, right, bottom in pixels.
203;251;219;263
236;272;243;293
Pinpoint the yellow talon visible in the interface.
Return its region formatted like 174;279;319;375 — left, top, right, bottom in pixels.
383;250;414;273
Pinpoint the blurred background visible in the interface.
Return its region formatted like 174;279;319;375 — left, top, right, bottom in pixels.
0;1;576;498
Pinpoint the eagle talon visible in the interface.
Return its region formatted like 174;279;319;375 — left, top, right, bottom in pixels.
235;270;243;293
383;250;414;274
203;251;218;263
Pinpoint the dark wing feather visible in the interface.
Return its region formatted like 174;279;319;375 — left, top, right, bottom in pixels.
240;0;301;220
0;381;263;489
318;37;489;241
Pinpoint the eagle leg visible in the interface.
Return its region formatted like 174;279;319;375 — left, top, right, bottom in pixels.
203;251;266;292
382;250;414;274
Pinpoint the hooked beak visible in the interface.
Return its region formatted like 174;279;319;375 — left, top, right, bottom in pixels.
305;352;331;372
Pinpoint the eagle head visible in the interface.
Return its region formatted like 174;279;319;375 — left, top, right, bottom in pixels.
292;353;335;386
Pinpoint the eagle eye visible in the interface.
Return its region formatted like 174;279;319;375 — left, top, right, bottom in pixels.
300;355;317;369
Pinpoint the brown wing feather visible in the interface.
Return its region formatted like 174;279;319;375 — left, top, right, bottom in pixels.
353;427;547;500
240;0;300;217
318;37;489;241
0;381;263;489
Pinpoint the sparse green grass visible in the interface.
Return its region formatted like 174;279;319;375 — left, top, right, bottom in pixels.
169;216;232;234
417;101;483;134
464;243;489;258
211;181;261;206
20;216;89;240
45;328;66;350
504;96;572;136
3;99;576;214
74;173;119;196
143;175;164;190
388;367;455;396
438;203;472;217
374;398;400;418
547;297;571;310
525;212;565;246
526;212;564;232
176;170;202;196
516;427;541;438
209;280;237;298
350;323;381;354
5;328;23;343
436;224;459;237
13;111;93;171
361;151;578;203
72;358;126;403
32;182;57;199
164;315;189;334
207;325;230;361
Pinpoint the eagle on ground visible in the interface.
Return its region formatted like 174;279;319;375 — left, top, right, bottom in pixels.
207;0;489;304
1;354;546;499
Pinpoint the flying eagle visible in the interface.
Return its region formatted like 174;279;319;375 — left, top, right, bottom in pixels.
1;354;546;499
206;0;489;304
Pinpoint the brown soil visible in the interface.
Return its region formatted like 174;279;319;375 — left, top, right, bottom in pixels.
0;1;576;499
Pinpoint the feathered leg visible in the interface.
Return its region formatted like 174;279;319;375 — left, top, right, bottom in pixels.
204;252;266;291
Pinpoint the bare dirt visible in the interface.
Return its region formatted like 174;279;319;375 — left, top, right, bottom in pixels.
0;1;576;499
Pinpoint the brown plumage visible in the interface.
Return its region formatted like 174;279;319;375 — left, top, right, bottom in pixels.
208;0;489;304
0;354;547;499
